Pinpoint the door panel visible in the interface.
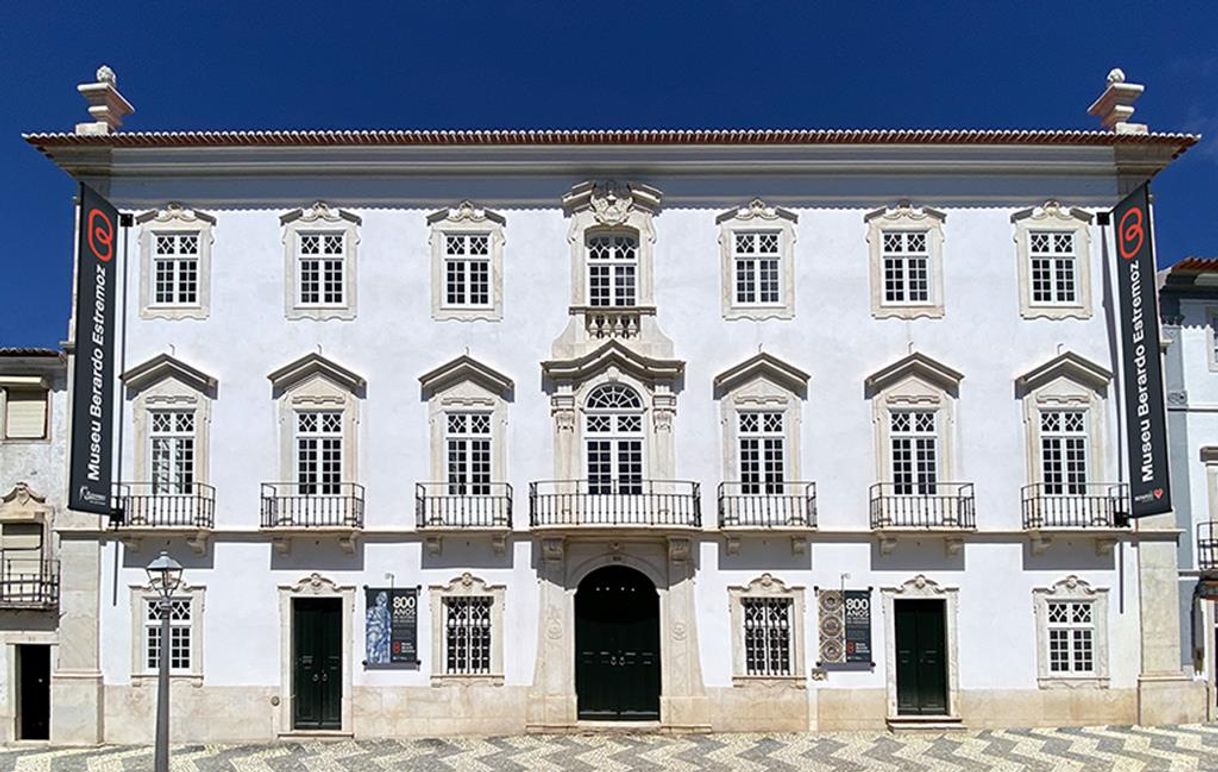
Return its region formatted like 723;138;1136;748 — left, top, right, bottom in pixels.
576;566;660;720
16;645;50;740
293;598;342;730
894;599;949;716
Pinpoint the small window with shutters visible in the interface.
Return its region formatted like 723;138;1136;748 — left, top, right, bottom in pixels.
3;389;48;440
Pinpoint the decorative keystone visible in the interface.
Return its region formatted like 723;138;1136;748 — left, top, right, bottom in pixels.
75;65;135;135
1087;68;1147;135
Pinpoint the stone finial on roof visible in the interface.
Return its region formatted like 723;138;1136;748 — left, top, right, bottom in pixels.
1087;67;1147;135
75;64;134;136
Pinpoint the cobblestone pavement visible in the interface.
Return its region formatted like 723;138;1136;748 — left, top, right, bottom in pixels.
3;724;1218;771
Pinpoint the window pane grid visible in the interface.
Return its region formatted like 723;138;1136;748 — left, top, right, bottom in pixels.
587;234;638;306
152;233;201;305
881;231;930;304
145;598;192;672
296;411;343;495
1040;411;1088;495
298;232;346;306
149;410;195;495
734;231;782;305
742;597;792;676
584;384;644;495
891;411;937;494
1046;600;1095;673
444;234;492;308
1029;231;1078;304
444;596;492;675
739;411;785;494
446;412;492;495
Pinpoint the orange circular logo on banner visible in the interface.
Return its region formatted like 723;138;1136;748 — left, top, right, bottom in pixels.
1118;207;1144;261
87;208;114;262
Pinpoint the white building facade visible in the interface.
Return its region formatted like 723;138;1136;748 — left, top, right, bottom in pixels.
10;69;1209;744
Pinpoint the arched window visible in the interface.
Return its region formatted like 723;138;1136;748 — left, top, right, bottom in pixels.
586;231;638;307
584;383;644;494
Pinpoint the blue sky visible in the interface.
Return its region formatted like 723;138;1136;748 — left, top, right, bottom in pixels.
2;1;1216;347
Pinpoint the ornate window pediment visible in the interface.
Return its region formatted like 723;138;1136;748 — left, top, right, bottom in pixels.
419;354;513;401
268;353;364;485
562;180;662;311
122;354;217;490
280;202;361;321
1032;576;1110;688
866;353;963;485
865;202;946;320
1017;351;1111;490
1012;201;1094;320
715;352;809;487
717;199;798;321
136;203;216;320
427;201;506;322
865;352;963;399
267;352;365;397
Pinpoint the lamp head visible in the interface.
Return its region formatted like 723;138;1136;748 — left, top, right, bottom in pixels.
145;550;183;597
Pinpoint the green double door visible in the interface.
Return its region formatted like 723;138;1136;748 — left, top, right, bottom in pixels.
293;598;342;730
575;566;661;721
895;599;948;715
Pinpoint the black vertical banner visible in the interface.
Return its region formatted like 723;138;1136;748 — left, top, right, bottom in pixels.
68;184;120;515
1113;183;1171;517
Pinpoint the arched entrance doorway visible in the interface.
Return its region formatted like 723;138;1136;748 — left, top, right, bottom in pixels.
575;565;661;720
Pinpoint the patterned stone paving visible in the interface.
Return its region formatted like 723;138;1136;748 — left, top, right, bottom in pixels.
2;724;1218;771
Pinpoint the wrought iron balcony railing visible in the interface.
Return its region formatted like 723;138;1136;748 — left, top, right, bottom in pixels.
717;481;817;528
260;482;365;529
113;482;216;529
1020;483;1130;529
529;479;701;528
869;482;976;529
415;482;513;529
1199;522;1218;572
0;555;58;609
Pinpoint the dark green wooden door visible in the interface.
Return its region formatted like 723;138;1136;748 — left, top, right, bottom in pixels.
293;598;342;730
895;599;948;715
575;566;661;720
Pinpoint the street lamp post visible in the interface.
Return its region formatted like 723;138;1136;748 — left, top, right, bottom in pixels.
145;550;183;772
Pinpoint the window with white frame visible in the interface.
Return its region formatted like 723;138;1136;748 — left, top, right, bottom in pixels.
297;232;346;307
443;234;491;308
281;202;360;320
1040;410;1088;495
733;231;782;306
149;410;195;495
865;204;946;319
296;411;343;495
1046;599;1094;674
739;411;785;495
881;231;930;305
728;573;806;684
3;389;48;440
584;383;644;494
891;411;937;495
443;595;493;675
429;573;505;683
445;412;491;495
717;199;798;321
586;232;638;307
1028;231;1078;305
145;596;193;672
152;233;200;306
138;205;215;320
1012;202;1093;319
742;596;792;676
1033;576;1108;688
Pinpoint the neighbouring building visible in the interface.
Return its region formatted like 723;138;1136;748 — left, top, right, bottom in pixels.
10;66;1209;744
1159;258;1218;718
0;348;66;742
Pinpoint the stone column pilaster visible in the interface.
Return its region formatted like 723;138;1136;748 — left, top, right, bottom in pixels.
661;537;710;731
51;534;103;744
526;537;577;731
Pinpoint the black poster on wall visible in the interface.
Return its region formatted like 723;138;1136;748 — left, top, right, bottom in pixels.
817;588;874;671
843;590;873;665
364;587;419;669
68;183;120;516
1112;184;1172;517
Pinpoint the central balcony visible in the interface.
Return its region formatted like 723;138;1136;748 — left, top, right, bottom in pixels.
260;482;364;554
529;479;701;530
113;482;216;529
571;305;655;340
869;482;975;555
0;555;58;610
